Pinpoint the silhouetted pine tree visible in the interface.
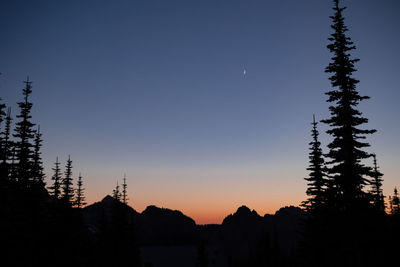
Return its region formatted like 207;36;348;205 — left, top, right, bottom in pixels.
32;126;45;185
48;157;62;199
61;155;74;205
0;98;5;154
112;181;121;201
0;99;6;183
0;107;12;181
321;0;376;212
370;154;384;211
122;174;128;204
0;98;5;137
302;115;327;213
0;98;5;125
390;187;400;215
74;173;86;208
13;78;36;187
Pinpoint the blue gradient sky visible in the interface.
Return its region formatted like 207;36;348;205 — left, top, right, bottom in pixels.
1;0;399;224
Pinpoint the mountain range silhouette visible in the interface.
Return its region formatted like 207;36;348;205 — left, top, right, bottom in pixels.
83;196;305;266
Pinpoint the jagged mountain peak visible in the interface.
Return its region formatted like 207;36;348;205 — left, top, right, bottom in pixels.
222;205;262;225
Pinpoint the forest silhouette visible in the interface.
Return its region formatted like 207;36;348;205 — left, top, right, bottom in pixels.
1;0;399;266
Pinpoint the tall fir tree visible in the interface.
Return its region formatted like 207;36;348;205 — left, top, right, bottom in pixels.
390;187;400;215
2;108;13;163
321;0;376;211
0;107;12;181
122;174;128;204
0;98;6;153
112;181;121;201
32;126;45;185
0;98;5;140
74;173;86;208
61;155;74;205
302;115;327;213
13;77;36;186
0;99;6;183
0;98;5;126
370;154;384;211
48;157;62;199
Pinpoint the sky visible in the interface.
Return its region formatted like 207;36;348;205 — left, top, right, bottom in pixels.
0;0;399;224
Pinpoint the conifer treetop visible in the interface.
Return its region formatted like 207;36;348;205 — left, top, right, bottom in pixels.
61;155;74;205
302;115;326;213
13;77;36;186
322;0;376;208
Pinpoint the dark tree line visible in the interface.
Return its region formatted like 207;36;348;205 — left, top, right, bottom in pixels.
1;78;139;267
0;77;87;207
46;155;88;208
0;78;83;266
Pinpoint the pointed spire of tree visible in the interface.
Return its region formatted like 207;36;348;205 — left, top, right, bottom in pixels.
32;125;45;185
321;0;376;211
122;173;128;204
302;115;327;213
61;155;74;205
74;173;86;208
48;157;62;199
13;77;36;186
112;181;121;201
370;154;384;211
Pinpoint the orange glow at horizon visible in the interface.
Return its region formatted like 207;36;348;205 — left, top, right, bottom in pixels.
75;164;311;224
83;197;302;225
84;182;304;225
62;158;400;225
